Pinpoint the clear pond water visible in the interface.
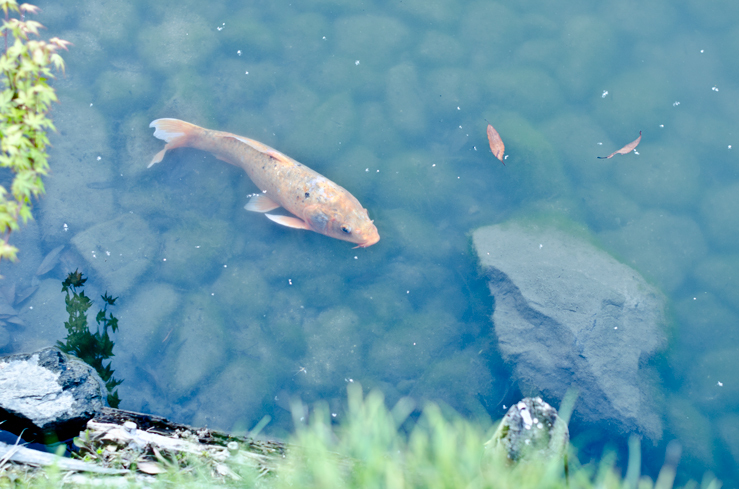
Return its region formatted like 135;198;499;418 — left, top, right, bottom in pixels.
2;0;738;485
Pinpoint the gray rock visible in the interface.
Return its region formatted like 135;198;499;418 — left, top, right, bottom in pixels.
13;279;70;355
159;294;226;399
485;397;569;463
473;220;666;439
41;99;115;245
0;325;9;349
70;213;156;296
299;307;362;393
0;347;106;440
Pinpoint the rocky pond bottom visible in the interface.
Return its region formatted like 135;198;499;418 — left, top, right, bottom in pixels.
2;218;669;452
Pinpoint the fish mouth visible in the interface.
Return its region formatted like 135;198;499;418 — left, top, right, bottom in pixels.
353;234;380;248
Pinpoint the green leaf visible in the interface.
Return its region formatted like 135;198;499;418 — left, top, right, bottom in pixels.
0;241;18;261
0;11;68;267
107;391;121;409
107;315;118;333
101;292;117;306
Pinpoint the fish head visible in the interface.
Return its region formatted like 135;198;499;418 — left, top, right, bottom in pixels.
303;204;380;248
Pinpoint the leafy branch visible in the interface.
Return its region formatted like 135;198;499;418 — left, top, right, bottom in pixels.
0;0;69;262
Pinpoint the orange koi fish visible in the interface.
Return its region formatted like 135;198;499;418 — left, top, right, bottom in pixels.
148;119;380;248
598;131;642;159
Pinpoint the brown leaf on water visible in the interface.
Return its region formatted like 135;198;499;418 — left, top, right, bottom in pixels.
486;124;505;164
598;131;642;159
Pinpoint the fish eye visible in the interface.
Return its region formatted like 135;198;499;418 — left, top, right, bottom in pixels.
341;225;352;234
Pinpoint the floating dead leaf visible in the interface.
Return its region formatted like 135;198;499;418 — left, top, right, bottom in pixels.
137;461;167;475
36;245;64;276
486;124;505;164
598;131;642;159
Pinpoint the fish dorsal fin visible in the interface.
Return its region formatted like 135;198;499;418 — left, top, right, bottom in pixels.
227;135;275;153
265;214;311;230
245;194;280;213
226;135;302;167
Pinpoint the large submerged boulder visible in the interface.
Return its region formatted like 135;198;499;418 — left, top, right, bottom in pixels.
0;347;106;441
472;219;666;439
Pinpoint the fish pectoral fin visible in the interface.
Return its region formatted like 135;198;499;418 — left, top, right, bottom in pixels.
265;214;311;230
148;148;167;168
244;194;281;213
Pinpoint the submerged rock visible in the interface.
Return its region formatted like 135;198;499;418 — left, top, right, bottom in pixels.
473;220;666;439
0;347;106;441
71;213;156;296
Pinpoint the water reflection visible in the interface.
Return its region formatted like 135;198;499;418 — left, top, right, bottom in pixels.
57;270;122;408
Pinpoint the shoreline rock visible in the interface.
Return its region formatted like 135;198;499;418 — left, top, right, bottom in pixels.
0;347;106;442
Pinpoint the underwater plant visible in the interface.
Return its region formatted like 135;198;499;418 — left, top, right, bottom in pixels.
57;269;123;408
0;0;69;263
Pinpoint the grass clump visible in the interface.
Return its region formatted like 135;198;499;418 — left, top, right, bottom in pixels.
0;384;722;488
268;385;719;489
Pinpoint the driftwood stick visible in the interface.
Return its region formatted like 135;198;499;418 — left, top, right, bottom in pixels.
91;407;286;457
0;440;127;474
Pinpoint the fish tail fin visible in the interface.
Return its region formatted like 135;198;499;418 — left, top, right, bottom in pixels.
148;118;202;168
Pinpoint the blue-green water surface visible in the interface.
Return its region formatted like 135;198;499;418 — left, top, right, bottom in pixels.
3;0;739;485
